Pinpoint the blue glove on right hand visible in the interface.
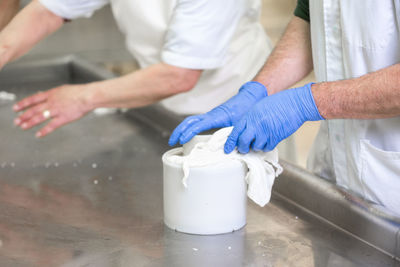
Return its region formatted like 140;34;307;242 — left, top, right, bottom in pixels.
168;81;268;146
224;83;324;154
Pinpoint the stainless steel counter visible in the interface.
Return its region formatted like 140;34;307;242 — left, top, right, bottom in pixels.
0;57;398;267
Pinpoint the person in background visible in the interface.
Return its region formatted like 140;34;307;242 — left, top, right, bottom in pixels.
0;0;272;139
170;0;400;215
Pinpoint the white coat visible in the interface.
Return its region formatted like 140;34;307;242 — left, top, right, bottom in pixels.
307;0;400;214
39;0;272;115
38;0;296;163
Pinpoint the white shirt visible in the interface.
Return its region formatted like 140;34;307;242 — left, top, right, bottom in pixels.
39;0;272;114
307;0;400;214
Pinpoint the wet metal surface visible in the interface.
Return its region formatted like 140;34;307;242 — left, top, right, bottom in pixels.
0;57;398;267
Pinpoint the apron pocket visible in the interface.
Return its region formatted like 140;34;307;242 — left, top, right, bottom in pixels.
360;139;400;215
340;0;396;50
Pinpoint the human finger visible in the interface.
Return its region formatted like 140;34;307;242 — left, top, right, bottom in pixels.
168;115;202;146
35;117;66;138
224;120;246;154
20;112;50;130
252;136;268;151
237;128;255;154
13;91;48;112
263;138;279;152
14;103;48;126
178;119;215;145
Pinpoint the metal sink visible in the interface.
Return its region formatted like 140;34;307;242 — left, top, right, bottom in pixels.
0;56;398;267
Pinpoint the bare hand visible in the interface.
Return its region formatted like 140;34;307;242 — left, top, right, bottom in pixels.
13;84;93;137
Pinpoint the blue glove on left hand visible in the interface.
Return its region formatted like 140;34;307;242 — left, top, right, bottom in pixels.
224;83;324;154
168;81;268;146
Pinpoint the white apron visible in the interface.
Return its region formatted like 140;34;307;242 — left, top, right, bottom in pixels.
307;0;400;214
109;0;272;115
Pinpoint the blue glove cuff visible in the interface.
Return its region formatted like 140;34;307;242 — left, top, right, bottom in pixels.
302;83;325;121
239;81;268;99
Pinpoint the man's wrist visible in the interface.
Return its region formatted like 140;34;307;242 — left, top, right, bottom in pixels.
305;83;325;121
310;82;331;120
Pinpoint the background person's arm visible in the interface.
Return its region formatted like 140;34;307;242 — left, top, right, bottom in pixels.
14;63;202;137
86;64;202;109
14;0;243;138
0;0;64;69
0;0;20;31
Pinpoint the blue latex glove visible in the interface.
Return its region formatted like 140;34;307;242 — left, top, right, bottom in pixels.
224;83;324;154
169;81;268;146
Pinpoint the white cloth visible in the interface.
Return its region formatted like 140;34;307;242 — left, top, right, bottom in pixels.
39;0;272;114
307;0;400;214
168;127;283;207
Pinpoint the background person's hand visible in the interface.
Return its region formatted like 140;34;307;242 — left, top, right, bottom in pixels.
224;83;324;154
169;81;268;146
13;84;93;137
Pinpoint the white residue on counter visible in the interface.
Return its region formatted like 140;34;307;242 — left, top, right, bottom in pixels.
0;91;16;101
93;108;118;116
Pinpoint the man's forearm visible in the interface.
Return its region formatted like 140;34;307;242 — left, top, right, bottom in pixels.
0;0;63;68
312;63;400;119
0;0;20;31
254;16;313;95
84;63;202;110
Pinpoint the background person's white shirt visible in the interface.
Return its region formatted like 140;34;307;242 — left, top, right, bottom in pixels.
39;0;272;115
